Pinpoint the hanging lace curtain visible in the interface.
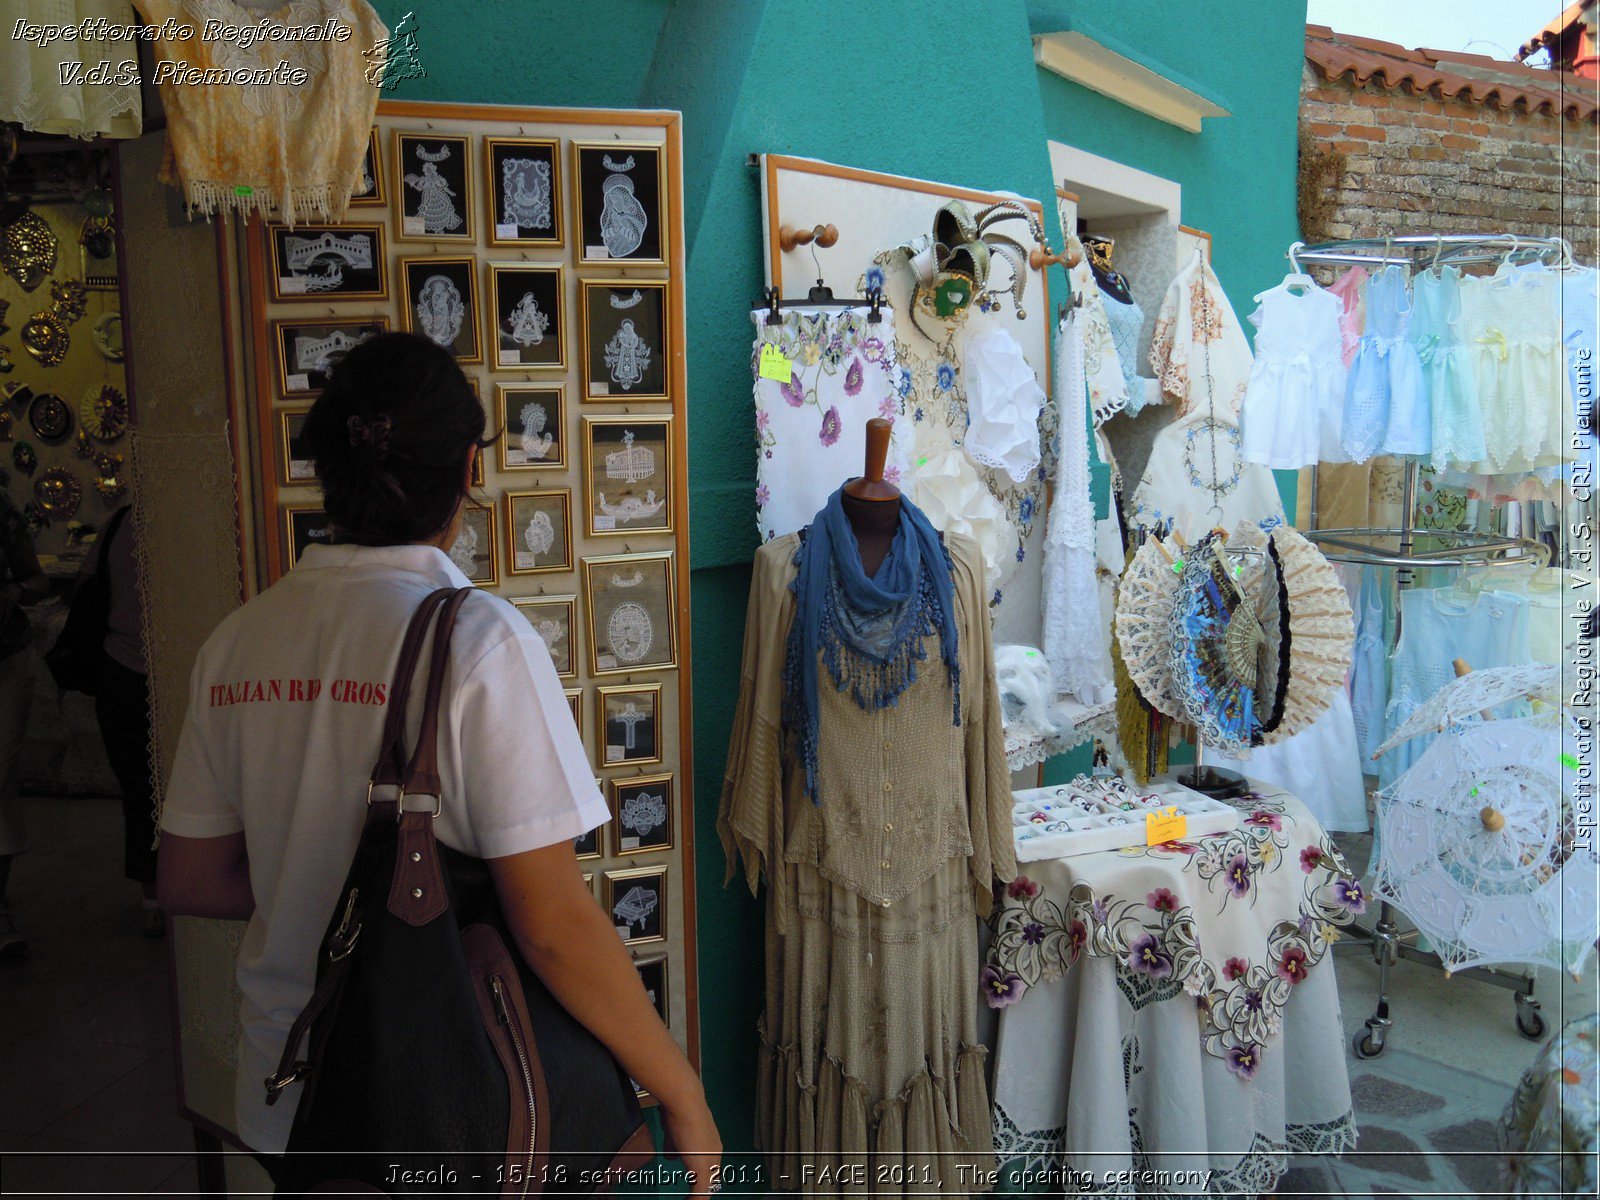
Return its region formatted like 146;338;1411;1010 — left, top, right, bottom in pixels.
0;1;143;138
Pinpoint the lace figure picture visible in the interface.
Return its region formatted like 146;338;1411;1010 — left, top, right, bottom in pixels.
348;127;384;206
449;501;498;587
273;318;388;396
573;142;666;265
486;136;562;247
603;866;667;945
634;955;669;1026
400;257;481;363
610;773;673;855
506;489;573;575
581;280;668;400
278;409;314;484
497;385;566;469
512;595;578;680
267;223;387;302
582;415;673;536
393;131;474;241
597;682;663;767
582;550;677;675
490;263;565;369
573;821;602;861
281;506;333;571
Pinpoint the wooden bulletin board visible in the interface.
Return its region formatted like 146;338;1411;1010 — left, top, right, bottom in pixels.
759;155;1053;648
236;100;698;1081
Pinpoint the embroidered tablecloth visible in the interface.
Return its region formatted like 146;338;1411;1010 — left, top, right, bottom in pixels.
1499;1011;1598;1196
982;782;1360;1196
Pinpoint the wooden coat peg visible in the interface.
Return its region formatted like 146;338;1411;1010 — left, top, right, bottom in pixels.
842;417;900;502
779;222;839;253
1029;239;1081;271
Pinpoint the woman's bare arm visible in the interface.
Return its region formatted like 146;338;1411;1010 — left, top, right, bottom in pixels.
157;832;255;920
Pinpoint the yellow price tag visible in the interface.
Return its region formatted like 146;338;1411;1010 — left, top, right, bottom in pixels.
1145;806;1187;846
758;343;793;383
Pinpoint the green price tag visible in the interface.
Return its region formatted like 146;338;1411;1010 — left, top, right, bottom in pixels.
233;184;255;197
1560;753;1581;771
758;343;792;383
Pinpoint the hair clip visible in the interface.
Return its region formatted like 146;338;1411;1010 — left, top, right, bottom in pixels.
347;413;393;460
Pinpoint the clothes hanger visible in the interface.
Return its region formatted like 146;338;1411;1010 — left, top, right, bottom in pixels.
750;232;885;324
1258;242;1316;301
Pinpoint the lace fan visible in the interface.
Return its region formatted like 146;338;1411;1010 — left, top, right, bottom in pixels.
1167;535;1260;757
1258;525;1354;744
1112;534;1184;719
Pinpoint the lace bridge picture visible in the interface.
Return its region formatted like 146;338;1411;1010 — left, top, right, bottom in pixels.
269;224;388;302
274;318;388;395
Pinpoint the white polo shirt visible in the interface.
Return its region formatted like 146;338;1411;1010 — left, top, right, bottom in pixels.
160;542;608;1154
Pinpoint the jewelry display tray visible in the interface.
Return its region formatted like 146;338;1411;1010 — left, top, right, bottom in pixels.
1011;777;1242;863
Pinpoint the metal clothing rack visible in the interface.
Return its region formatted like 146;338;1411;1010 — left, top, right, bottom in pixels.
1294;233;1567;1059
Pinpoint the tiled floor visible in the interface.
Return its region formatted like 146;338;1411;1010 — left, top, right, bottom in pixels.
0;796;200;1197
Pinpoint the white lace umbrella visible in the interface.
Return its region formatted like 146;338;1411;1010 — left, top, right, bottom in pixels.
1374;709;1597;977
1373;663;1561;757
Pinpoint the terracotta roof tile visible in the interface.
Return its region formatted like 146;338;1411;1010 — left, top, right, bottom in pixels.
1306;24;1599;121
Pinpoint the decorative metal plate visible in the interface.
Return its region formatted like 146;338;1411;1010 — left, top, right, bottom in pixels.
34;467;82;518
29;391;71;440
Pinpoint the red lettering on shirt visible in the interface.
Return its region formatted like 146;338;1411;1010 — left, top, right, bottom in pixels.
207;677;383;707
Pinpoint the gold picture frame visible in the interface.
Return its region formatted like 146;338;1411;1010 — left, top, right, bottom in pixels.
574;811;603;861
579;280;668;402
602;864;667;946
581;414;673;537
596;682;663;768
349;127;385;206
571;141;668;267
278;408;315;485
633;953;669;1027
392;131;475;242
512;595;578;680
488;263;566;371
496;384;566;470
581;550;677;675
451;501;498;587
399;256;482;364
266;223;388;303
609;772;673;856
505;489;573;576
485;136;563;248
281;505;332;571
272;317;389;397
565;686;584;732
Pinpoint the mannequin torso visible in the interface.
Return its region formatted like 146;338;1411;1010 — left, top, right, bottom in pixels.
841;491;900;579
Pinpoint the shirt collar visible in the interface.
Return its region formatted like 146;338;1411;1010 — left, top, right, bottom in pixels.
296;542;473;589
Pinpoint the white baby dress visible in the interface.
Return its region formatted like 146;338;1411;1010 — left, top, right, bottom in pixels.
1241;277;1348;468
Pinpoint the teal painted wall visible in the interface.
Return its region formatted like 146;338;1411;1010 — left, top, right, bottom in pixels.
367;0;1307;1154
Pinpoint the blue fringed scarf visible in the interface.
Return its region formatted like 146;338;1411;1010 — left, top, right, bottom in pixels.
783;488;961;804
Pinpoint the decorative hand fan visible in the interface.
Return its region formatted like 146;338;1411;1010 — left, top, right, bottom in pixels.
1226;523;1290;736
1167;535;1260;757
1374;664;1562;757
1113;534;1185;719
1260;525;1354;744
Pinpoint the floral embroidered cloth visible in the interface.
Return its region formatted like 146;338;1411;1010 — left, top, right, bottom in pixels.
982;781;1359;1195
1499;1012;1598;1197
750;306;909;541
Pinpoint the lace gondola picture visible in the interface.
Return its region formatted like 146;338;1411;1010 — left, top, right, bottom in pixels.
267;224;388;302
582;414;673;536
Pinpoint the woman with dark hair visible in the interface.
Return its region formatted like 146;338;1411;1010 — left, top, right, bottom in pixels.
156;333;719;1190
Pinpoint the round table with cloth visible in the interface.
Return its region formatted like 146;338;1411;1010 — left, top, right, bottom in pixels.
981;781;1361;1197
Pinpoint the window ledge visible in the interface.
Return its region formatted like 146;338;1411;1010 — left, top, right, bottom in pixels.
1034;30;1231;133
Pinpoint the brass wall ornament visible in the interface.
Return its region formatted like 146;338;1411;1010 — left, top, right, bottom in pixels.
2;212;58;291
50;279;88;323
21;312;69;365
80;384;128;442
34;467;82;518
93;450;127;498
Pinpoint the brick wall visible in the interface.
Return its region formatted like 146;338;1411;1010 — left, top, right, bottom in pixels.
1300;62;1599;261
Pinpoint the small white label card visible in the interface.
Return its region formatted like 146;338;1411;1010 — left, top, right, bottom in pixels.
279;277;307;294
499;349;522;366
589;382;610;396
286;373;311;393
402;215;425;236
594;515;616;532
495;223;519;239
587;245;610;259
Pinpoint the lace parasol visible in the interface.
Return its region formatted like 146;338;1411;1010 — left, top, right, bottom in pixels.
1374;663;1562;757
1258;525;1353;744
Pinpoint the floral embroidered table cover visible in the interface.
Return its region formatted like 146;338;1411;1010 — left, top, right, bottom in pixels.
982;782;1361;1195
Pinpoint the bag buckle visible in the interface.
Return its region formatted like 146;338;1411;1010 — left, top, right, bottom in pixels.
327;887;362;961
264;1063;310;1104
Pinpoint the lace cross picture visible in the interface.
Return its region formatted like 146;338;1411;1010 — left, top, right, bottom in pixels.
505;489;573;576
512;595;578;680
582;415;673;536
278;408;314;484
273;317;388;396
582;550;676;675
633;955;669;1027
486;136;562;247
448;501;498;587
581;280;667;400
349;127;385;207
490;263;565;369
597;682;663;767
572;142;666;265
393;131;474;242
497;385;565;470
400;256;481;363
609;773;673;854
281;506;333;572
267;223;387;302
603;866;667;945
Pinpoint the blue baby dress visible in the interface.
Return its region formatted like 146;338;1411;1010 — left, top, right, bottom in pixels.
1344;265;1429;460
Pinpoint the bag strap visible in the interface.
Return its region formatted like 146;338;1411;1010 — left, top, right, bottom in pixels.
399;586;472;800
369;587;457;794
95;505;131;577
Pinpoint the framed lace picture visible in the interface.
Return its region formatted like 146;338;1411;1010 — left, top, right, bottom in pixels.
281;506;333;571
572;142;665;266
582;550;676;675
485;136;562;247
278;409;314;484
580;281;667;401
267;223;387;302
400;257;481;364
511;594;578;680
273;317;389;396
393;131;474;242
634;955;669;1026
349;127;384;206
611;774;672;855
497;385;566;470
565;687;584;733
582;415;673;536
603;865;666;945
574;815;602;861
597;682;662;767
488;264;565;370
449;501;498;587
505;489;573;575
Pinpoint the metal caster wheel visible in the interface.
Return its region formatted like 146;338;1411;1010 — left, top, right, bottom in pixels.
1516;1006;1546;1041
1352;1025;1386;1059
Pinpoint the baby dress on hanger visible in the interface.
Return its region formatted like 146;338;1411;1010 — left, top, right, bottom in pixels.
1462;263;1570;473
1344;264;1429;460
1102;291;1150;415
1563;265;1598;488
1240;276;1347;468
1328;266;1369;369
1410;265;1485;469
